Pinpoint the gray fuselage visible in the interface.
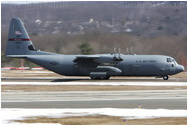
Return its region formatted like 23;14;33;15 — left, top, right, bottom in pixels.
26;52;184;77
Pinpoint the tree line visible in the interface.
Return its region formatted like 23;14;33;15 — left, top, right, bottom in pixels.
1;31;186;70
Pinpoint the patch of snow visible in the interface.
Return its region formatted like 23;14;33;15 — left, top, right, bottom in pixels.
1;108;187;126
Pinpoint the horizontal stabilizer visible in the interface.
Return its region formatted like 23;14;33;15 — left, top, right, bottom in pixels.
6;55;28;58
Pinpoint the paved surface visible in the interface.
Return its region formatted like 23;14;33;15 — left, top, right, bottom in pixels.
2;99;186;109
2;90;187;109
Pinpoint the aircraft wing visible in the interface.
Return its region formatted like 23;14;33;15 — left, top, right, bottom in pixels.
73;55;100;63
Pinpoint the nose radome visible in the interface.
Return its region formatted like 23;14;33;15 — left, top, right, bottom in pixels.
176;65;184;73
181;65;185;71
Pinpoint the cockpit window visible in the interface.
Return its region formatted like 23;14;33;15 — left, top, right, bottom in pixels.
167;58;172;62
167;58;177;65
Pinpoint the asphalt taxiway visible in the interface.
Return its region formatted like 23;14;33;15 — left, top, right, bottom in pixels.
2;90;187;109
2;71;187;110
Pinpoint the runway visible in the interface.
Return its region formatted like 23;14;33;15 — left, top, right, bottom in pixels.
2;71;187;110
2;90;187;109
2;99;186;109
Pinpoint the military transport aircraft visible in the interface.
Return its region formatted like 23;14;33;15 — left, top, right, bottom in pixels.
5;18;184;80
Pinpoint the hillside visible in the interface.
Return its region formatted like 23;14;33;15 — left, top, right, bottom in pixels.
2;1;187;36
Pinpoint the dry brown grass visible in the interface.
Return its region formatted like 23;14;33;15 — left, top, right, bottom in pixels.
1;70;62;78
14;115;187;125
2;85;186;92
2;70;187;92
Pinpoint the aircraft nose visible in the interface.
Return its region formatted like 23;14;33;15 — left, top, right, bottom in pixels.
176;65;184;73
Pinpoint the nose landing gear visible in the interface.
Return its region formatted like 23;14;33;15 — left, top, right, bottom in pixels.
163;75;169;80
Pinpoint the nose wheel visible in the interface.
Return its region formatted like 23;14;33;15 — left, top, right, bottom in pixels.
163;75;169;80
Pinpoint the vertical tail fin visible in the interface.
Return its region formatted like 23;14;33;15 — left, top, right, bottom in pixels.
6;18;36;57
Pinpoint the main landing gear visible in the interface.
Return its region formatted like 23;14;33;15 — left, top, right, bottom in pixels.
90;76;110;80
163;75;169;80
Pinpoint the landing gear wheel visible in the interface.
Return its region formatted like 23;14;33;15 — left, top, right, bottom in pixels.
90;77;101;80
90;77;95;80
103;76;110;80
163;75;169;80
90;76;110;80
